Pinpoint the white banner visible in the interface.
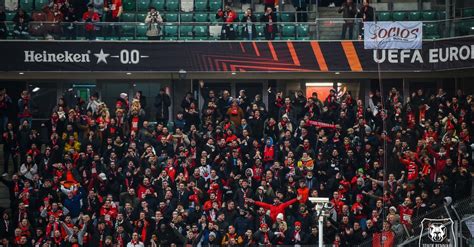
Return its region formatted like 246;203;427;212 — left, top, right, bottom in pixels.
364;21;423;50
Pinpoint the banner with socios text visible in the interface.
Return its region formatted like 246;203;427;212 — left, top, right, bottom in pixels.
364;21;423;50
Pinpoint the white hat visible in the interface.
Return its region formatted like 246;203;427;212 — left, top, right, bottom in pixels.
98;173;107;181
277;213;284;220
389;206;397;212
120;93;128;99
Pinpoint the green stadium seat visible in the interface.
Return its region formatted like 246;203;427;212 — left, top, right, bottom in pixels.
136;24;148;39
255;24;265;40
121;13;136;22
137;0;150;11
408;12;421;21
438;11;446;20
19;0;34;11
462;8;474;17
34;0;48;10
279;13;294;22
6;12;16;21
194;25;209;39
123;0;136;11
150;0;165;10
164;24;178;37
423;23;440;39
121;24;136;38
296;24;309;40
392;12;406;21
377;12;391;21
238;12;244;21
166;0;179;11
254;13;262;21
195;0;208;11
179;25;193;38
180;13;194;22
422;11;436;20
195;13;209;22
280;24;295;39
137;13;147;22
165;13;178;22
209;0;221;12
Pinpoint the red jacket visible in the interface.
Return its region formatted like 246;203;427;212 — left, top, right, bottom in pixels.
399;158;419;181
254;198;297;223
82;11;100;31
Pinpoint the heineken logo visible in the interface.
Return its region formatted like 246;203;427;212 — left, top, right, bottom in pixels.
24;50;91;63
23;49;148;64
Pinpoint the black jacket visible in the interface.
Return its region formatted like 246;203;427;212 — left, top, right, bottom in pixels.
241;15;257;36
260;12;278;33
154;93;171;120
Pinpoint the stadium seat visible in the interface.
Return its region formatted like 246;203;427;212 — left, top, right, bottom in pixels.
34;0;48;10
392;12;406;21
136;23;148;39
194;25;209;39
408;12;421;21
6;12;16;21
422;11;437;20
255;24;265;40
137;13;147;22
195;13;209;22
280;24;295;40
194;0;208;11
377;12;391;21
166;0;179;11
296;24;309;40
165;13;178;22
121;13;136;22
279;13;294;23
438;11;446;20
150;0;165;10
423;23;440;39
164;24;178;37
123;0;136;11
137;0;150;11
121;24;136;38
19;0;33;11
180;25;193;38
180;13;194;22
209;0;221;12
462;8;474;17
238;12;244;21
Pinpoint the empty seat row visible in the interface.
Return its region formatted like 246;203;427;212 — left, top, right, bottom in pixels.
377;11;446;21
123;0;221;12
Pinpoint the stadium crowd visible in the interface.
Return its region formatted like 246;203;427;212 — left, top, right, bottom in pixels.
0;84;472;246
0;0;371;40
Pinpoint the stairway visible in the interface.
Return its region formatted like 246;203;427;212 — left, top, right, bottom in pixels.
316;7;345;40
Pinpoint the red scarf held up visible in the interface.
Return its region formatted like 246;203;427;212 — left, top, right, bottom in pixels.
308;120;336;129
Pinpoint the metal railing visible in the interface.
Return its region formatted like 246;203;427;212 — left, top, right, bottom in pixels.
1;16;473;41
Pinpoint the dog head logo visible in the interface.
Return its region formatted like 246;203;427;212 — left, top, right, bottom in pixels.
428;223;447;242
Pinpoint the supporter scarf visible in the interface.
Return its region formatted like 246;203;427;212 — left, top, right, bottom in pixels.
267;15;273;33
308;120;336;129
263;231;270;245
141;220;148;242
293;230;301;242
